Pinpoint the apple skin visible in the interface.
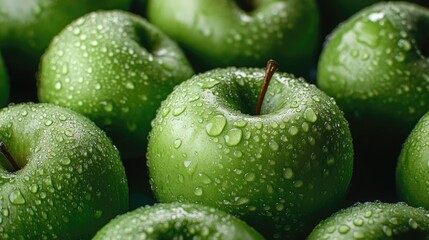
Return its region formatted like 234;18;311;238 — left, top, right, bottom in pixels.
93;202;265;239
317;2;429;134
147;67;354;238
396;111;429;210
307;201;429;239
38;10;194;158
0;0;131;61
0;54;8;107
147;0;319;76
0;103;128;239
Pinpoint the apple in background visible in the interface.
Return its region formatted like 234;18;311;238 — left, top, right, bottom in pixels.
307;201;429;239
0;103;128;239
0;0;131;61
0;54;9;107
37;10;194;158
93;202;265;239
147;0;319;76
317;1;429;135
147;62;354;239
396;111;429;210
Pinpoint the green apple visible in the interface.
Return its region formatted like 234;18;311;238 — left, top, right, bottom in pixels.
0;53;8;107
147;0;319;75
93;202;265;239
147;64;354;239
317;2;429;134
38;10;194;158
396;111;429;210
0;103;128;239
0;0;131;61
307;202;429;239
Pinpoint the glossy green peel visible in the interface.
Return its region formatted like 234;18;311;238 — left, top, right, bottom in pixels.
317;2;429;133
147;0;319;75
397;111;429;210
147;67;354;239
308;202;429;239
0;0;131;59
0;103;128;239
93;202;265;239
38;10;194;158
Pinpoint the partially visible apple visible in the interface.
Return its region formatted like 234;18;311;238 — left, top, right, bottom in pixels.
0;54;8;107
308;201;429;239
317;2;429;134
38;10;194;158
147;63;354;239
396;111;429;210
147;0;319;76
0;0;131;61
0;103;128;239
93;202;265;239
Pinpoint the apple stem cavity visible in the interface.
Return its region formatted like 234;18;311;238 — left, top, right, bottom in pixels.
255;59;279;115
0;142;19;172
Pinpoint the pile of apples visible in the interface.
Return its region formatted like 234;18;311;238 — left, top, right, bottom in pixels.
1;0;429;239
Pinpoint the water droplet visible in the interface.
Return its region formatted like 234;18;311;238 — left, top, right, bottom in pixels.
409;219;418;229
101;101;113;112
269;140;279;151
94;210;103;218
224;128;242;146
293;180;303;188
201;80;220;89
161;107;171;117
304;108;318;123
283;168;294;179
398;39;411;51
44;120;53;126
173;106;186;116
338;224;350;234
395;52;405;62
60;157;71;166
368;12;384;22
174;139;182;149
382;225;392;237
194;187;203;196
55;82;62;90
353;217;364;226
288;126;298;136
276;203;284;211
198;173;212;184
244;172;255;182
206;115;227;137
29;184;38;193
9;190;26;205
125;81;135;89
234;119;248;128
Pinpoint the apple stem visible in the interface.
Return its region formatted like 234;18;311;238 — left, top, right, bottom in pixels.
255;59;279;115
0;142;19;171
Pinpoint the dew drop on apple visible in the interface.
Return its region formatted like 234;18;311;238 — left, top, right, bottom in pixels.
173;139;182;149
9;189;26;205
94;210;103;219
198;173;212;185
288;126;299;136
269;140;279;151
244;172;255;182
224;128;242;146
173;106;187;116
193;187;203;196
283;167;294;179
205;115;227;137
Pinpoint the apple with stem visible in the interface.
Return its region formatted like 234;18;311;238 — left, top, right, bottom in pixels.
37;10;194;158
93;202;265;239
147;60;354;239
0;103;128;239
317;1;429;135
0;54;9;107
147;0;320;76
